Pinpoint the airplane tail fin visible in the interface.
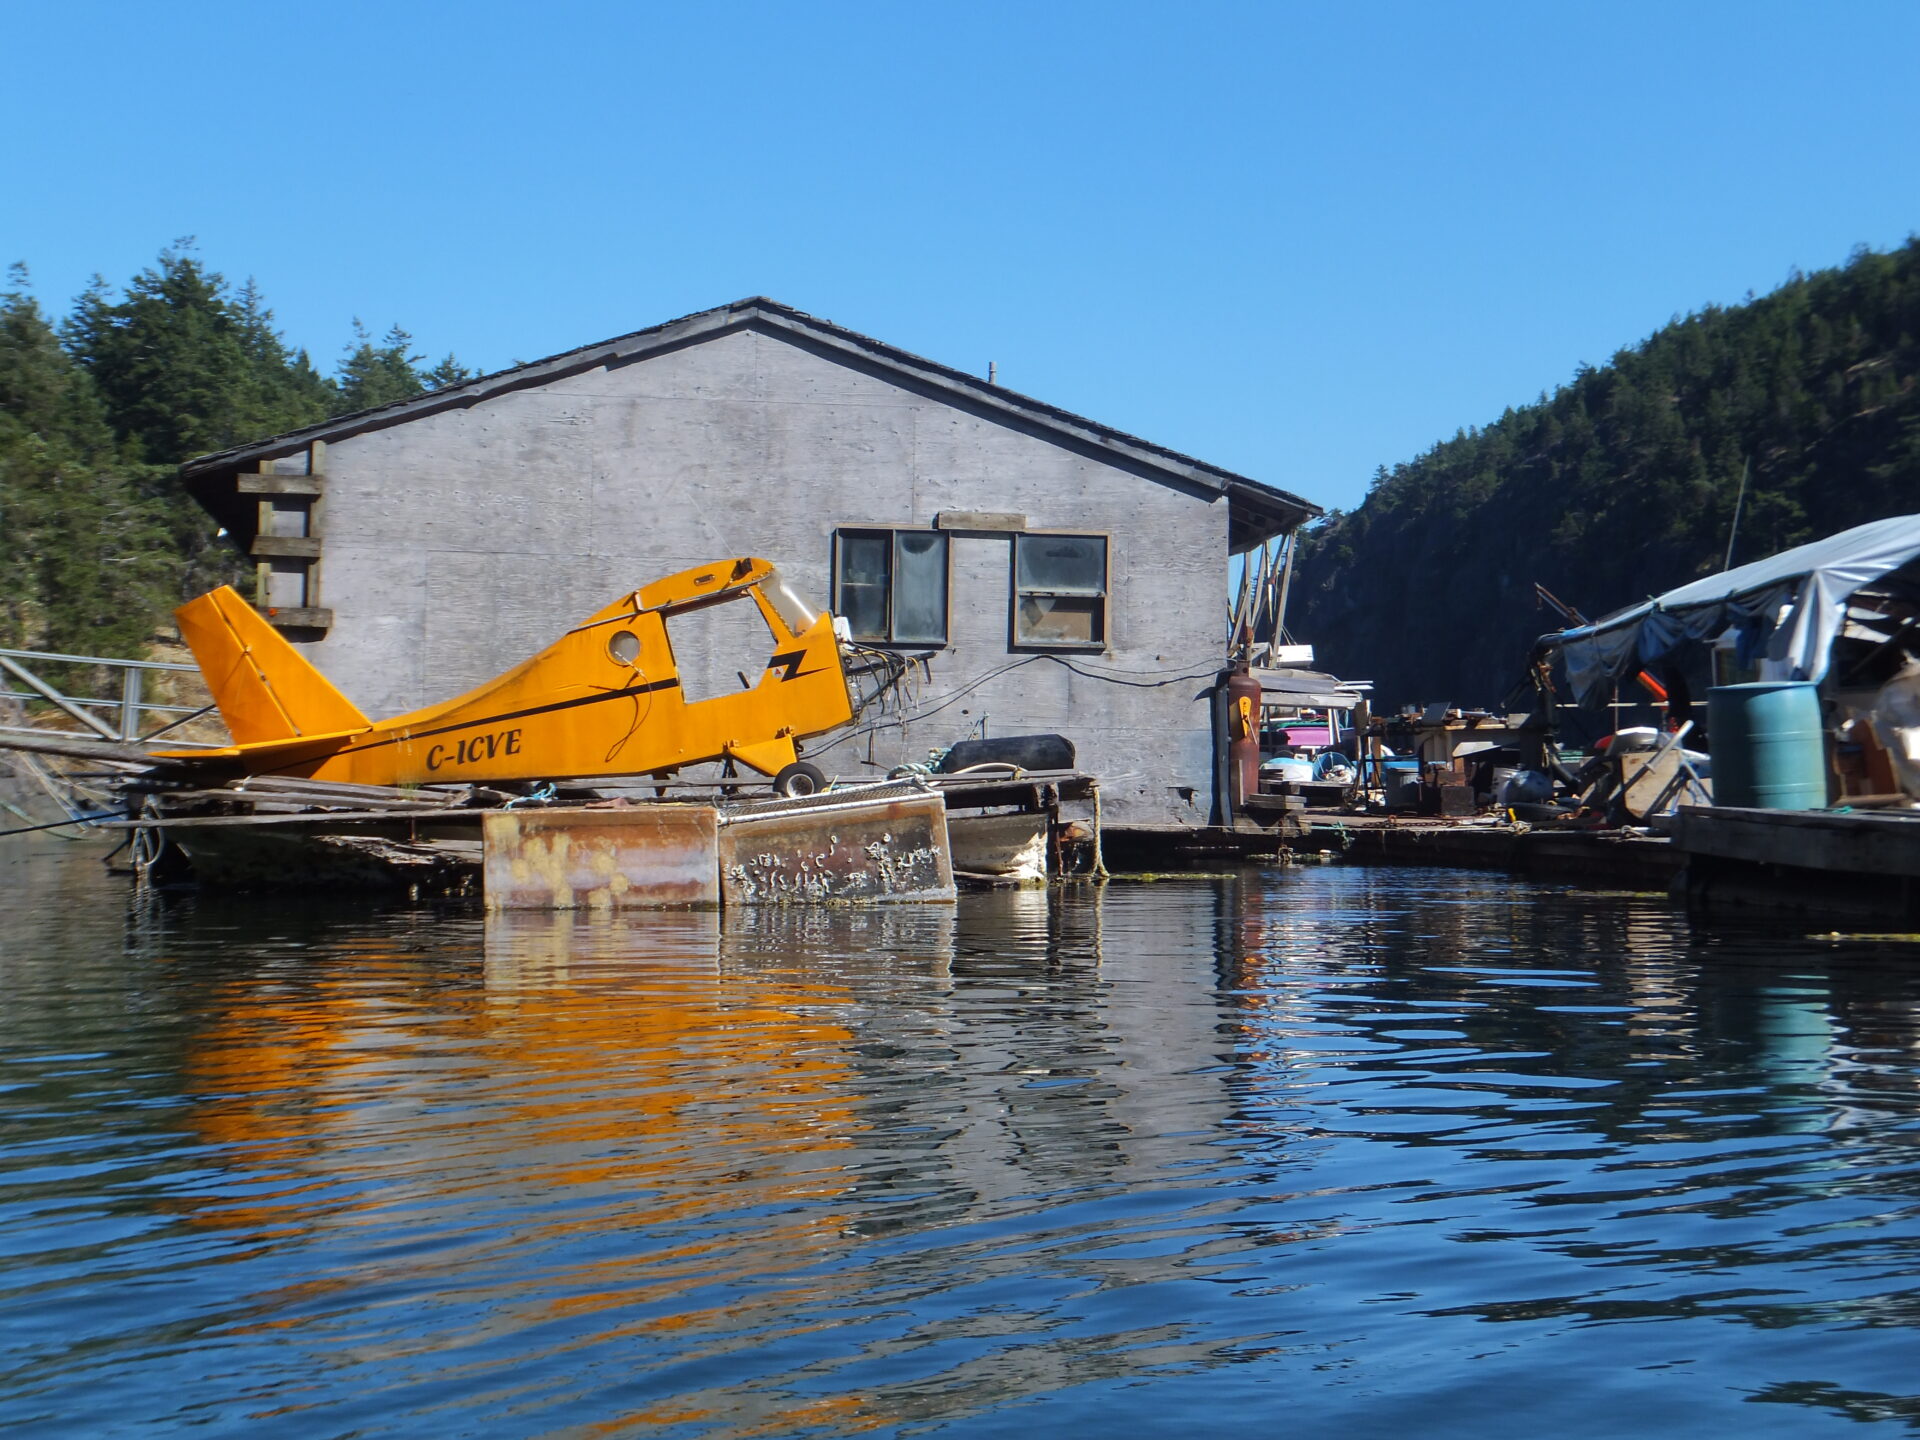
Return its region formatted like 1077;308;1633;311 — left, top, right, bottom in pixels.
175;587;371;745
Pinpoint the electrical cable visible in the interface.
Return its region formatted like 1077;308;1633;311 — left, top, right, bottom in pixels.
0;810;123;840
810;653;1222;762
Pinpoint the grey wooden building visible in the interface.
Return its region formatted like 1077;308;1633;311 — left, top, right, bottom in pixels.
180;299;1318;830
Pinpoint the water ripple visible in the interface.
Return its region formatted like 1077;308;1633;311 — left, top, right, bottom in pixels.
1;856;1918;1435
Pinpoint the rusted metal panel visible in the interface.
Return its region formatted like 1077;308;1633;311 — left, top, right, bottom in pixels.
484;805;720;910
717;791;955;904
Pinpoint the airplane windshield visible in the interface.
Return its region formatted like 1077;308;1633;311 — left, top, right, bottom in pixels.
762;568;820;633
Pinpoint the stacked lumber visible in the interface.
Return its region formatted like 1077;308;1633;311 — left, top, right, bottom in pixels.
152;775;476;816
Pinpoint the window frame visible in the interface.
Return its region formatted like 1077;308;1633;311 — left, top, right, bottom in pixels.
1010;530;1110;651
831;526;952;647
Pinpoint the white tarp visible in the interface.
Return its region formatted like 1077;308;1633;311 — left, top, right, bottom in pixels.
1550;514;1920;705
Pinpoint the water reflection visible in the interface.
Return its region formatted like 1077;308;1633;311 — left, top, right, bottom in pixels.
2;854;1919;1435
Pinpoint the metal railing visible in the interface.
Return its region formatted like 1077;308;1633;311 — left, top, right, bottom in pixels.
0;646;224;747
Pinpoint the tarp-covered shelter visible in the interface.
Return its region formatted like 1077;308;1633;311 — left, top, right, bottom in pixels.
1545;514;1920;705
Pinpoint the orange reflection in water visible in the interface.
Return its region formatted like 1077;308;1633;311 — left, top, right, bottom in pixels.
172;909;872;1353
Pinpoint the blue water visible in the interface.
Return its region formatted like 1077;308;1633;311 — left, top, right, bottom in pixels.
3;846;1920;1437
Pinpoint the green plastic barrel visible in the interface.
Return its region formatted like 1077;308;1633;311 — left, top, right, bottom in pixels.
1707;681;1828;810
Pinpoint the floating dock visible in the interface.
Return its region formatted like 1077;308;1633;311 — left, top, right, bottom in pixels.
98;765;1101;903
1298;812;1684;889
1673;804;1920;923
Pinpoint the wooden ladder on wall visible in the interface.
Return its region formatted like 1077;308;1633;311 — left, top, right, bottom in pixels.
244;438;332;631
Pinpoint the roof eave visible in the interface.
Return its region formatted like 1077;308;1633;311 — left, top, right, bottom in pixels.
1227;479;1317;551
180;297;1322;530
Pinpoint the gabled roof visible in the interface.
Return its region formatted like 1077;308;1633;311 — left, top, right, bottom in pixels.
182;297;1318;546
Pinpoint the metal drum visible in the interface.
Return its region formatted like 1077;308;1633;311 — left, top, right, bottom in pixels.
1707;681;1828;810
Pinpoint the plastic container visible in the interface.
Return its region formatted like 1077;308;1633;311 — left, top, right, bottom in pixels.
1261;756;1315;785
1383;769;1422;810
1707;681;1828;810
1493;768;1553;808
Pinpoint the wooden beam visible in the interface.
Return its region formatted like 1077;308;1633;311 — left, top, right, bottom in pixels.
259;606;333;629
1674;805;1920;878
307;441;327;608
102;806;492;829
937;511;1026;532
0;730;178;765
237;473;325;496
254;490;272;606
1272;531;1299;644
251;535;322;559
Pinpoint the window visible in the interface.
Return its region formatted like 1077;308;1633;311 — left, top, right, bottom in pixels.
833;528;949;645
1013;533;1107;648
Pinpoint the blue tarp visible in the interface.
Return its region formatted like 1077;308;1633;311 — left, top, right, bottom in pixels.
1548;514;1920;705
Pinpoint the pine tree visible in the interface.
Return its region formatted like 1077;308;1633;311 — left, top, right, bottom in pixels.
1293;236;1920;705
337;322;427;411
232;278;338;435
5;245;474;663
63;241;256;464
62;241;345;465
0;267;180;656
422;354;475;391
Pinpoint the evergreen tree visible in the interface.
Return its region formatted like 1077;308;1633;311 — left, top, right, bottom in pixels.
0;267;180;657
63;241;343;465
337;321;427;411
422;353;475;391
64;241;255;464
3;243;473;663
1293;236;1920;706
233;279;338;435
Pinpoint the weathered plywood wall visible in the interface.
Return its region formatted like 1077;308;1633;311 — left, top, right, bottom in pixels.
303;326;1226;827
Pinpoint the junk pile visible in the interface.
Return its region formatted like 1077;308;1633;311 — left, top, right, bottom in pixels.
1532;513;1920;819
1267;702;1711;830
1353;709;1711;827
1303;515;1920;834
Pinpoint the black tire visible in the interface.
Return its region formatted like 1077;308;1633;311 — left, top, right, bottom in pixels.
771;761;827;798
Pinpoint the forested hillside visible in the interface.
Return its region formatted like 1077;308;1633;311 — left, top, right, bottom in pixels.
1292;238;1920;708
0;244;469;657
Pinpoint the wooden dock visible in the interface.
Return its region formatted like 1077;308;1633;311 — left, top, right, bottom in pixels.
1673;804;1920;923
1300;812;1684;889
91;765;1102;899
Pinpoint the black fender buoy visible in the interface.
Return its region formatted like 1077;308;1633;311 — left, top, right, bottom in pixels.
936;734;1076;774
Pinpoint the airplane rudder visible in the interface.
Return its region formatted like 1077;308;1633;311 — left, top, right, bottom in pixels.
174;586;369;743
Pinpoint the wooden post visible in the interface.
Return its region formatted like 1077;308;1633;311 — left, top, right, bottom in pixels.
307;441;326;610
1272;531;1299;646
254;461;273;607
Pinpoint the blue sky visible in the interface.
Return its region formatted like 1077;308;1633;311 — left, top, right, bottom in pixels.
7;1;1917;513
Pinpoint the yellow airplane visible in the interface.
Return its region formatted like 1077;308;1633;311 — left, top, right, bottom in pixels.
158;558;859;795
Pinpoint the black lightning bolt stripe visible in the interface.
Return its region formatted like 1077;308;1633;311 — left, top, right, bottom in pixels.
766;650;824;681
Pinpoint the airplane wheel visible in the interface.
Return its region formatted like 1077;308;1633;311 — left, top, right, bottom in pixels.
771;761;827;798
